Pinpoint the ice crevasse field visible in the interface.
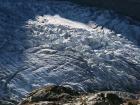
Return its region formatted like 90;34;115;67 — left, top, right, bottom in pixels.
0;0;140;100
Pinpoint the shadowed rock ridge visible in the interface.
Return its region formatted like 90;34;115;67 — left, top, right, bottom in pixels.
59;0;140;21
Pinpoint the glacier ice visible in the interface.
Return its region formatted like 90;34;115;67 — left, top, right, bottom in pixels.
0;0;140;100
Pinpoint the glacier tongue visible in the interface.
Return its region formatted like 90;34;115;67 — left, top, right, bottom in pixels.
0;0;140;100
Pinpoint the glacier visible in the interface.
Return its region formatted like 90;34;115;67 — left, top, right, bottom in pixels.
0;0;140;100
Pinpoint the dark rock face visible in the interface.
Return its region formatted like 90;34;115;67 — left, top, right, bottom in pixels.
61;0;140;21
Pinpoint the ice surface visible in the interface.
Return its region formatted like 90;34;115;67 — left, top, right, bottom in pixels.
0;0;140;100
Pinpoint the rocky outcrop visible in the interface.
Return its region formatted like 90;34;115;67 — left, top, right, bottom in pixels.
19;86;140;105
19;85;79;105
